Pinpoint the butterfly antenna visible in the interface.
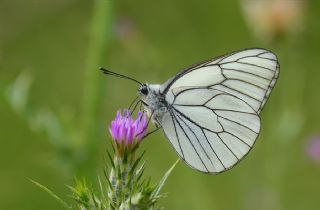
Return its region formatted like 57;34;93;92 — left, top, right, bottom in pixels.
100;67;143;86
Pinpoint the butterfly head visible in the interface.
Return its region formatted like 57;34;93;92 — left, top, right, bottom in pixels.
138;83;166;125
138;84;149;96
138;84;162;98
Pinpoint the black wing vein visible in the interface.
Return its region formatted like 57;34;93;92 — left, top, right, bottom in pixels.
169;111;185;160
171;111;209;172
175;111;215;169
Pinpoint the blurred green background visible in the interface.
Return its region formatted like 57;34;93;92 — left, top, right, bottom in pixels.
1;0;320;209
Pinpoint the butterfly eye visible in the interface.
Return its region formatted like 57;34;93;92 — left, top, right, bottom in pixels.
140;86;148;95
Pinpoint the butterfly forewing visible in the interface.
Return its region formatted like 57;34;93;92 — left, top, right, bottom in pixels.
160;48;279;173
162;48;279;113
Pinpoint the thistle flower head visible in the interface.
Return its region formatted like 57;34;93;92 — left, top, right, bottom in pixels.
109;110;147;146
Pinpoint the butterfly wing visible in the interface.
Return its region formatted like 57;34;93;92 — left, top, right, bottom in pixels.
161;48;279;114
160;48;279;173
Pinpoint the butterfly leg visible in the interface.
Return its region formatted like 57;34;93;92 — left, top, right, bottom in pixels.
130;99;141;114
128;95;139;111
135;110;154;138
143;127;161;139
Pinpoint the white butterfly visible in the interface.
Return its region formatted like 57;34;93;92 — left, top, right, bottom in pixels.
102;48;280;174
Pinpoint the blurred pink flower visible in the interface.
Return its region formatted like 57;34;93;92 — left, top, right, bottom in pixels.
305;136;320;163
241;0;307;42
113;17;136;40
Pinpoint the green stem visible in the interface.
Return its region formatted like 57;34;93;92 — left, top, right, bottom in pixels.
81;0;113;172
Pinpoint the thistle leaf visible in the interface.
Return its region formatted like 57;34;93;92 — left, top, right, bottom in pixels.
135;162;145;176
30;179;72;210
151;159;179;199
104;169;114;191
107;150;115;169
128;151;145;178
97;176;106;200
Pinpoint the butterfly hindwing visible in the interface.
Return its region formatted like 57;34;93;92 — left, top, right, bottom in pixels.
161;88;260;173
160;48;279;173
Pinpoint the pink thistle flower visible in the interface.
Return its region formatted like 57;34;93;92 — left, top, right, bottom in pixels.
109;110;147;146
